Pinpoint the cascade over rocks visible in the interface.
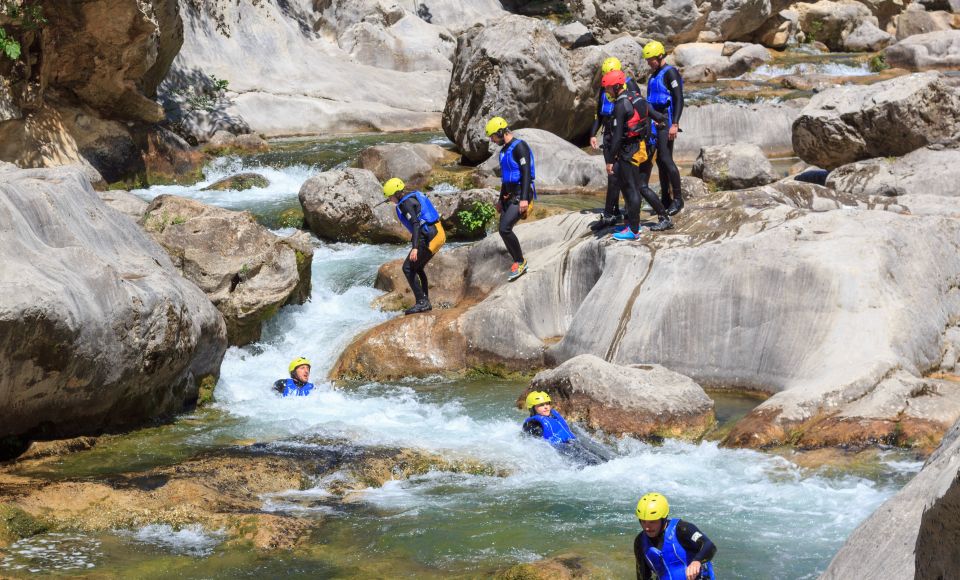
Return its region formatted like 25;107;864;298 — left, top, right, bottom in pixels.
335;177;960;449
141;195;313;346
691;143;779;189
792;72;960;169
476;129;606;192
299;168;497;243
0;166;227;446
821;417;960;578
521;355;715;439
884;30;960;71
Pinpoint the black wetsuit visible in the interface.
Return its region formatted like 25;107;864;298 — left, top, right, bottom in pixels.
634;520;717;580
650;66;685;209
607;90;668;234
591;77;641;219
398;194;439;303
499;138;534;264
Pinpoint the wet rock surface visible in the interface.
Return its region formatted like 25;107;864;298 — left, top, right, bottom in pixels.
0;166;227;445
141;194;313;346
202;172;270;192
522;355;715;439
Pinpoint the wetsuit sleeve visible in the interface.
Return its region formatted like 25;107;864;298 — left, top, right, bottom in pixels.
511;140;534;202
646;101;667;126
608;98;630;161
626;76;641;94
664;68;684;124
676;520;717;564
590;90;603;136
522;419;543;438
398;196;422;249
273;379;286;394
634;534;652;580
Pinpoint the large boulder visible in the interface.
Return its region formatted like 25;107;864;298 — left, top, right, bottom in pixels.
884;30;960;71
442;15;579;163
793;0;878;51
792;72;960;169
0;166;226;447
522;354;715;439
691;143;778;189
842;21;895;51
821;417;960;578
826;142;960;200
675;101;804;161
141;195;313;346
892;5;959;41
357;143;459;186
299;168;498;243
671;42;772;80
552;21;595;49
476;129;606;192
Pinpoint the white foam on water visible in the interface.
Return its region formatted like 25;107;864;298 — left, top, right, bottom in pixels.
739;61;872;81
0;534;102;572
120;524;225;557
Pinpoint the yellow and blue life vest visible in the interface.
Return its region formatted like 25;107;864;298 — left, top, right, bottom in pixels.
396;191;440;234
278;378;314;397
640;519;715;580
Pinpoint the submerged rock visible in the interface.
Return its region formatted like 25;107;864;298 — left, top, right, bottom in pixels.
141;194;313;346
0;167;227;446
202;172;270;192
522;355;715;440
792;72;960;169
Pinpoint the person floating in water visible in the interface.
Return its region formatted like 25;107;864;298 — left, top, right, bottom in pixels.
521;391;610;466
634;492;717;580
274;357;315;397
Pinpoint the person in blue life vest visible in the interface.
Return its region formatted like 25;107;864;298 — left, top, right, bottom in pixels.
589;56;642;230
485;117;534;282
274;357;315;397
521;391;576;446
634;492;717;580
644;41;686;217
383;177;446;315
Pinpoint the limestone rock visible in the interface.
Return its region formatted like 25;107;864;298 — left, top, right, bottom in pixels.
893;5;959;41
826;143;960;200
202;173;270;192
98;190;149;221
691;143;779;189
476;129;606;192
0;166;226;444
792;72;960;169
372;246;472;311
358;143;459;186
843;20;896;51
674;101;804;161
821;417;960;578
672;42;772;78
750;9;801;48
793;0;878;52
552;21;595;49
523;354;715;439
141;195;313;346
884;30;960;71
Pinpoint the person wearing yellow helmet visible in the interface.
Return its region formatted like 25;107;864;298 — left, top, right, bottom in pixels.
634;492;717;580
274;357;315;397
591;56;642;230
521;390;576;446
643;40;686;217
486;116;535;282
383;177;446;315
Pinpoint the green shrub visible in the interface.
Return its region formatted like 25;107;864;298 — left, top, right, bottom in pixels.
869;53;888;73
0;1;45;62
456;201;496;235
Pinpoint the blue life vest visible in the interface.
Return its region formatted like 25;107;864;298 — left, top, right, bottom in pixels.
524;410;576;446
279;378;314;397
640;519;715;580
598;76;634;118
396;191;440;234
499;139;536;185
647;65;682;140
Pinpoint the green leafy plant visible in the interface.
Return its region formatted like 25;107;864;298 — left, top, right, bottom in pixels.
0;1;45;62
869;53;888;73
174;74;231;112
456;201;496;235
804;19;824;44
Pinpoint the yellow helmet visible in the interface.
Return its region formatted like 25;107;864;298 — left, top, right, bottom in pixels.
382;177;405;197
525;390;552;410
601;56;622;74
485;116;509;137
643;41;666;60
636;492;670;521
288;357;311;374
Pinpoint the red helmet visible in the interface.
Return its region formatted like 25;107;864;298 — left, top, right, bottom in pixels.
601;69;626;88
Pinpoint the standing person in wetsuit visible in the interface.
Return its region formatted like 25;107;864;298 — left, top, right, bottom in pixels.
644;41;686;217
485;117;535;281
601;69;672;241
274;357;315;397
589;56;642;230
634;493;717;580
383;177;446;315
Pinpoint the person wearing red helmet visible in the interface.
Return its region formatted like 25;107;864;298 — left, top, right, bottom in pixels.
601;69;672;241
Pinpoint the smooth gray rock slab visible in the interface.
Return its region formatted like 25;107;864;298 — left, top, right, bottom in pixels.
826;143;960;200
691;143;778;189
98;190;149;221
885;30;960;71
0;166;227;442
843;20;895;52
